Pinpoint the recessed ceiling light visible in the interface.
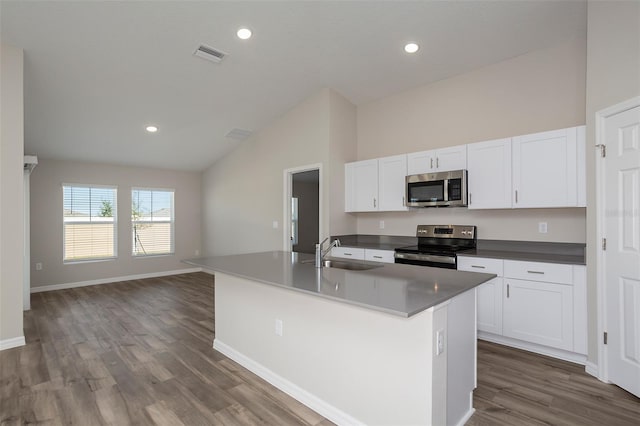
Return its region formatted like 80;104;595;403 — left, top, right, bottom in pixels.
146;125;158;133
404;43;419;54
237;28;252;40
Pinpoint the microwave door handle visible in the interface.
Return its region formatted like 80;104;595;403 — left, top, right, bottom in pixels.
444;178;449;202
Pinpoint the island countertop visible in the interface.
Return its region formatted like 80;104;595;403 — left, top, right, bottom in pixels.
184;251;495;318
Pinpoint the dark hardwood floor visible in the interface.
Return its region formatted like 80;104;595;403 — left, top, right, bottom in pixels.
1;272;638;425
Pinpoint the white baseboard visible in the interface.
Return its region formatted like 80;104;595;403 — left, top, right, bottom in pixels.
455;407;475;426
0;336;26;351
585;360;599;378
478;332;587;365
30;267;203;293
213;339;364;426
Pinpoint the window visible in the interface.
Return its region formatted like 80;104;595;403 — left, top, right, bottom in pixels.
132;188;174;256
63;185;117;262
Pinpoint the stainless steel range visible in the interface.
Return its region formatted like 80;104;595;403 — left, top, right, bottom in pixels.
394;225;477;269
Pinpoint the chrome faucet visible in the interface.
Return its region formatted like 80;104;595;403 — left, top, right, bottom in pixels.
315;237;341;267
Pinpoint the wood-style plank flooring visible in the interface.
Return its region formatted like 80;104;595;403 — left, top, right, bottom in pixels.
1;272;638;425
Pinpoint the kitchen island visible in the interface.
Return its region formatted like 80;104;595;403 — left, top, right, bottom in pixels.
185;251;495;426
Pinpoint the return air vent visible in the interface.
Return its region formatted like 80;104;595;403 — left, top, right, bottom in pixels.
193;44;227;63
225;128;253;140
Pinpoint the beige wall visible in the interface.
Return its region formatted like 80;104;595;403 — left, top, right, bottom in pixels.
355;37;588;242
202;89;357;256
29;159;202;288
585;1;640;363
0;44;25;344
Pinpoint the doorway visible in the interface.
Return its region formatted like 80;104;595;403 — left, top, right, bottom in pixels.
596;96;640;398
284;165;322;254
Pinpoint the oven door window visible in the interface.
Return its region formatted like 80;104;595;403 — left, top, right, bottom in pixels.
408;181;445;203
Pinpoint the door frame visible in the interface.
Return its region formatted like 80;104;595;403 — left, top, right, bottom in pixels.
282;163;323;252
595;95;640;382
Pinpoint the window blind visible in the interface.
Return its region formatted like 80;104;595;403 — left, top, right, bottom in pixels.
132;189;174;256
63;185;117;262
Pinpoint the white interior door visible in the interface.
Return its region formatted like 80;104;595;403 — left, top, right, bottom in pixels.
604;104;640;398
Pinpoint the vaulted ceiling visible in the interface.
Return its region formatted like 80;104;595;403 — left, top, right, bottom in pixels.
1;1;586;171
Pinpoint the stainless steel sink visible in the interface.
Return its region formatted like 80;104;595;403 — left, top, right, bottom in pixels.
320;260;383;271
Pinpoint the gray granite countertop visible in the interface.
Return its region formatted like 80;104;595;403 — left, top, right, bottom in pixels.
332;235;586;265
184;251;495;318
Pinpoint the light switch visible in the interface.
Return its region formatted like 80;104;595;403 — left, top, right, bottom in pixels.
272;221;278;229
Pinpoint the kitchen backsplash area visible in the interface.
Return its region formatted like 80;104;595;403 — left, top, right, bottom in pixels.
352;207;586;244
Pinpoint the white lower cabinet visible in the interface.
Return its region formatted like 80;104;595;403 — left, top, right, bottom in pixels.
332;247;395;263
458;256;586;361
502;278;573;351
330;247;365;260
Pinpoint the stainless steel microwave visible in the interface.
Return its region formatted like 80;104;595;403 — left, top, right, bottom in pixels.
405;170;468;207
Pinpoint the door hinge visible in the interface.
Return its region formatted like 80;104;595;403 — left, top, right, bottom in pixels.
604;332;608;345
596;144;606;158
602;238;607;251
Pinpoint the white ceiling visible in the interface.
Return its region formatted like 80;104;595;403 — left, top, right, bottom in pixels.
1;1;586;172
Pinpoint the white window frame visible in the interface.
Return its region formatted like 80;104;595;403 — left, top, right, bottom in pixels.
63;183;118;263
131;187;175;257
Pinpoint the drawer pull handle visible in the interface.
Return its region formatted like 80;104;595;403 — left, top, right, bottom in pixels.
507;284;510;298
471;265;486;269
527;270;545;274
374;256;382;259
344;253;352;256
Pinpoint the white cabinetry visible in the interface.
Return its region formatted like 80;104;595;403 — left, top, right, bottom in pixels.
457;257;504;335
345;159;378;212
466;138;512;209
378;155;408;212
406;145;467;175
331;247;395;264
345;155;407;212
467;126;586;209
458;256;587;362
364;249;395;263
330;247;365;260
512;126;586;208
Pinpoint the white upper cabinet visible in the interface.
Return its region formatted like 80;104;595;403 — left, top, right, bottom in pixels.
406;145;467;175
512;126;585;208
466;138;512;209
378;154;408;211
345;156;407;212
345;159;378;212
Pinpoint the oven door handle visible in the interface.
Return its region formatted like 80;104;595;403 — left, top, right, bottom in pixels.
394;252;456;264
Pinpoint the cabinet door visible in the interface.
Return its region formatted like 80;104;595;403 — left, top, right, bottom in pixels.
378;154;408;211
503;279;573;351
477;278;503;335
466;138;512;209
435;145;467;172
407;150;434;175
512;127;578;208
345;159;378;212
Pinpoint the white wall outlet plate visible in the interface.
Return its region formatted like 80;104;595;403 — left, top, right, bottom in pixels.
35;262;42;271
275;319;283;336
379;220;385;229
272;221;279;229
538;222;548;234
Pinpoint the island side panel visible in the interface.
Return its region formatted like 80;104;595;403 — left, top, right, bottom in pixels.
213;272;444;426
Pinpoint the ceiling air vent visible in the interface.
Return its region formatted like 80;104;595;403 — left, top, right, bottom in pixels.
193;44;227;63
225;128;253;140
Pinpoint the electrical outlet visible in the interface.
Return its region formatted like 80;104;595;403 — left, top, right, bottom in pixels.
538;222;548;234
35;262;42;271
275;319;283;336
379;220;385;229
436;329;444;355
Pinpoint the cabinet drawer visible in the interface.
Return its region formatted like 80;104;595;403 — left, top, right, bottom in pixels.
331;247;365;260
457;256;504;276
504;260;572;285
364;249;395;263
